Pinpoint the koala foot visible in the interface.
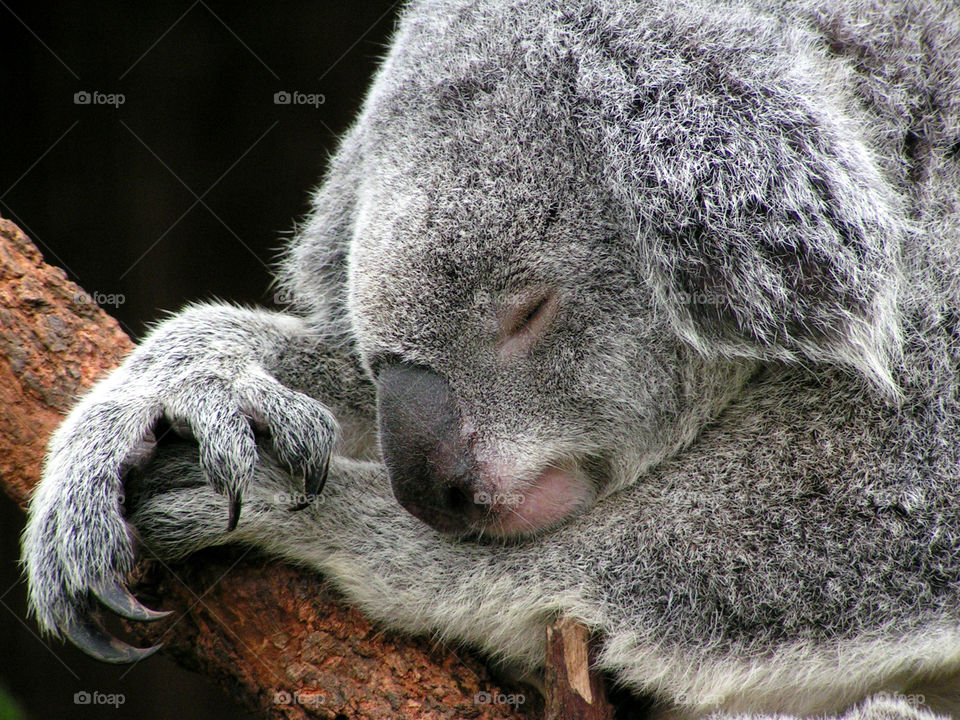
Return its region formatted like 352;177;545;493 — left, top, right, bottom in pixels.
21;359;337;662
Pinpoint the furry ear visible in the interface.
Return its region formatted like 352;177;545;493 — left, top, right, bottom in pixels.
627;65;905;396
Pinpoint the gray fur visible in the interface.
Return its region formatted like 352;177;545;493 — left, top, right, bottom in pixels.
20;0;960;717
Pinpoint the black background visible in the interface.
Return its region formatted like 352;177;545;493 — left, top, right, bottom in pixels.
0;2;401;717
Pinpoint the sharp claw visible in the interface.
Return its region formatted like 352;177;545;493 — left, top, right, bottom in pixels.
227;494;241;531
94;580;172;622
63;617;162;664
305;456;329;498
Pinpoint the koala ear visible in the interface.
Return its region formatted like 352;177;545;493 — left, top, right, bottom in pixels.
634;92;905;397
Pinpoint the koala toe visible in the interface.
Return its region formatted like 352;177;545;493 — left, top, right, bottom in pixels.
235;368;338;506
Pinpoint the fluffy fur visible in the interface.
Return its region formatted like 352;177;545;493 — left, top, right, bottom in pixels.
21;0;960;717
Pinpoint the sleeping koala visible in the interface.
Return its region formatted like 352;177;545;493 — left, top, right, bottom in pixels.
21;0;960;717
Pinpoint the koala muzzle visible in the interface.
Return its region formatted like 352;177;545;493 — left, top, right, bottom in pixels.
377;363;487;533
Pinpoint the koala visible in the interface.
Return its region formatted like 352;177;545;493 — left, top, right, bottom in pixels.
20;0;960;718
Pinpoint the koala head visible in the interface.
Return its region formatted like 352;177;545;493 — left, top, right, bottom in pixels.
303;5;906;540
349;166;740;539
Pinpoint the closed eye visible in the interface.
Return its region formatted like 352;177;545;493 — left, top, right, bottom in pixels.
501;289;558;353
516;296;550;333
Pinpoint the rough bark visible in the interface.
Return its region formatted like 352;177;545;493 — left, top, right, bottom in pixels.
0;215;613;719
0;217;134;507
544;618;615;720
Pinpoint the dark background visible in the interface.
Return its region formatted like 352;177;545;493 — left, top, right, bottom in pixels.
0;2;401;718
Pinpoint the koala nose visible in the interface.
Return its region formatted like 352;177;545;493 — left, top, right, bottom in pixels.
376;363;485;533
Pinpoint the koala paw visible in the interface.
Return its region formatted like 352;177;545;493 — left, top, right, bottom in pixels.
22;404;170;662
21;363;337;662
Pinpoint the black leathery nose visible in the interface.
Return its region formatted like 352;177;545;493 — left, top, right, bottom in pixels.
376;363;483;533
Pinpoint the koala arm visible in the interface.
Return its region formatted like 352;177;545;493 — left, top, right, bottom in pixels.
711;696;949;720
20;302;375;659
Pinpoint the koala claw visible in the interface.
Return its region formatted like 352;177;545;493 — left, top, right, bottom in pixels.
61;580;171;663
94;579;172;622
227;494;242;532
286;455;329;512
63;615;163;664
305;453;330;498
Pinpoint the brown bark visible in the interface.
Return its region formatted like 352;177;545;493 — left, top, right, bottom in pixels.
0;216;613;720
544;618;615;720
0;216;134;507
